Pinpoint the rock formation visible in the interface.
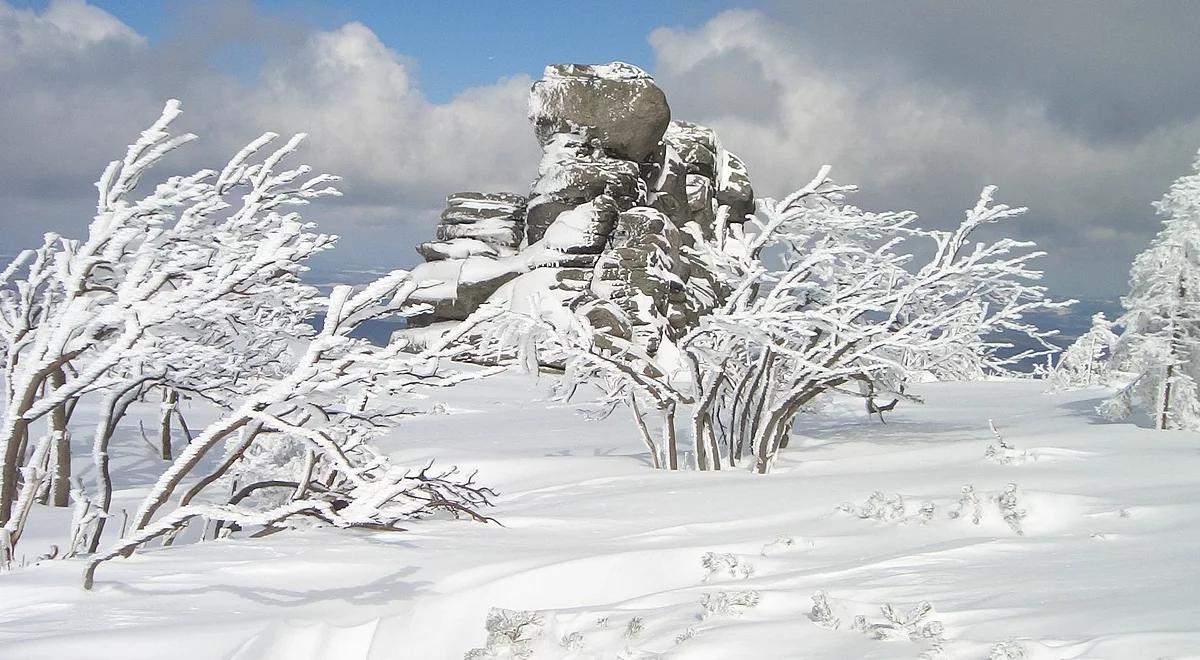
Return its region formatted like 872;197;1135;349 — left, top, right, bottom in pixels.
402;62;755;354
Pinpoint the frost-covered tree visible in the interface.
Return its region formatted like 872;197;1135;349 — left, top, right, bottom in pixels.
489;167;1065;473
0;101;500;576
1048;313;1120;390
1102;148;1200;430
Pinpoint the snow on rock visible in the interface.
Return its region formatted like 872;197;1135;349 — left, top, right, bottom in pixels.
398;62;758;363
525;155;643;245
415;192;527;265
528;62;670;162
415;237;513;262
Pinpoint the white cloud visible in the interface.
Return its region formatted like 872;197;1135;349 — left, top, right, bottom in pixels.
649;9;1200;296
5;2;1200;296
0;0;144;65
0;1;537;270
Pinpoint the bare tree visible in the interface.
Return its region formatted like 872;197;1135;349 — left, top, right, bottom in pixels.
490;167;1067;473
0;101;504;579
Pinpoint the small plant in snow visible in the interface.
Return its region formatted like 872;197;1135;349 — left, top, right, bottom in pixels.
851;601;945;644
997;483;1028;535
761;535;798;555
838;491;907;522
674;627;697;645
464;608;544;660
914;501;937;523
948;485;983;525
624;616;644;639
595;616;609;629
700;590;760;619
946;483;1028;534
839;491;935;524
810;590;840;629
701;551;755;581
560;631;585;651
989;640;1027;659
984;420;1029;465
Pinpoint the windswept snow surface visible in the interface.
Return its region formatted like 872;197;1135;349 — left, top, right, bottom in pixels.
2;374;1200;659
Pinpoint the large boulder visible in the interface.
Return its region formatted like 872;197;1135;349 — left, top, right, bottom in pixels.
398;62;758;358
526;157;643;244
528;62;671;162
538;196;620;255
415;191;527;263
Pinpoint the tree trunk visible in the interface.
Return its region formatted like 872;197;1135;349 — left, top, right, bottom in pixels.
49;369;71;507
159;389;177;460
0;416;32;526
628;395;660;469
664;402;679;471
1158;363;1174;430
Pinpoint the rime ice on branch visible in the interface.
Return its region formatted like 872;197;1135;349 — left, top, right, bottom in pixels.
1101;147;1200;430
0;100;500;581
486;166;1069;473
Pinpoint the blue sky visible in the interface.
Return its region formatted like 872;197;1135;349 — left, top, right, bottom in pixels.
3;1;1200;297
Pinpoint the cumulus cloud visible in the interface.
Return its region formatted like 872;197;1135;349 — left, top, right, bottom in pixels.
5;1;1200;296
649;8;1200;297
0;0;537;272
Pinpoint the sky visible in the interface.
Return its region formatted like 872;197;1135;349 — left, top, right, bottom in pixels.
2;0;1199;298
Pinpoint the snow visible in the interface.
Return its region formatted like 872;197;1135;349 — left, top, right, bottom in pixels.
2;373;1199;658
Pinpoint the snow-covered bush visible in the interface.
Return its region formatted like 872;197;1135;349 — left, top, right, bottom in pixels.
996;483;1028;536
837;491;936;524
465;608;545;660
701;551;755;581
810;591;946;656
1047;313;1120;390
811;590;840;629
835;483;1028;534
1101;147;1200;430
0;100;337;559
489;167;1066;473
948;485;984;525
948;483;1028;535
984;420;1030;465
699;590;760;619
0;100;501;581
989;640;1028;659
852;600;945;643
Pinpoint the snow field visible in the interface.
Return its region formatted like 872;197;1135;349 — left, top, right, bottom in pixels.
2;374;1199;659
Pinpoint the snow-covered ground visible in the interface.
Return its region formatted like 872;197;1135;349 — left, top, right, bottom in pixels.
1;373;1198;659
